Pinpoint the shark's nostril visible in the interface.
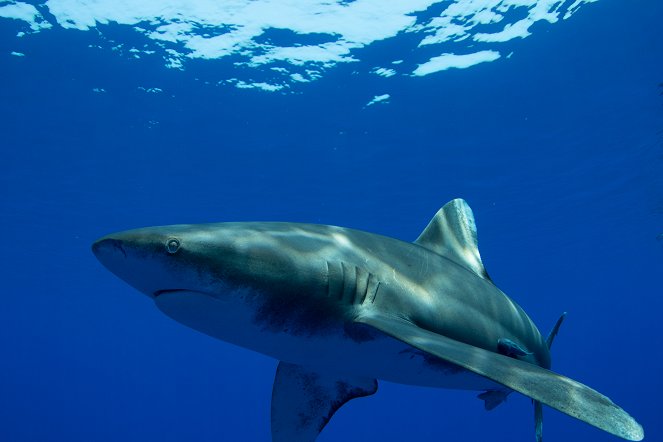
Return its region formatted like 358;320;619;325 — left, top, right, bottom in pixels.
92;238;127;258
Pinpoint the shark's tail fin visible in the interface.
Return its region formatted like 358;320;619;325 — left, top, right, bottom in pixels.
534;312;568;442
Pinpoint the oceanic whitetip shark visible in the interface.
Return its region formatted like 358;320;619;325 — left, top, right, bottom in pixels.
92;199;643;441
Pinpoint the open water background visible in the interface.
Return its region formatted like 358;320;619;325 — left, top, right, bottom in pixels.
1;1;661;441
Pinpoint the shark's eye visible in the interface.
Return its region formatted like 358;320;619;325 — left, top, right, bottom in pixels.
166;238;181;254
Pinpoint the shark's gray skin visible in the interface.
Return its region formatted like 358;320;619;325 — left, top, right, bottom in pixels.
92;199;643;442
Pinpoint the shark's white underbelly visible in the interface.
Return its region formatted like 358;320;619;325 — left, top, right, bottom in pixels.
154;290;501;392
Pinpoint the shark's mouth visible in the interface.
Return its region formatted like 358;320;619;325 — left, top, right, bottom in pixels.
153;289;203;298
152;289;229;304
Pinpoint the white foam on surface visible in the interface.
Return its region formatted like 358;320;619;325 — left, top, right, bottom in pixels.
413;50;501;76
373;68;397;78
366;94;390;106
234;80;285;92
0;0;600;91
0;1;51;30
138;86;163;94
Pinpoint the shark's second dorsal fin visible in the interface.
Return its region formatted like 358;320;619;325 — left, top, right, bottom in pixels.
415;199;490;280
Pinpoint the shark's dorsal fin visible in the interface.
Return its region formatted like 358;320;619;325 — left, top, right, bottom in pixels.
271;362;377;442
415;199;490;280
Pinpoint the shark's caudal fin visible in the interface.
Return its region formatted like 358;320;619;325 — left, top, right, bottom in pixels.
414;199;491;280
271;362;377;442
534;400;544;442
356;312;643;441
533;312;569;442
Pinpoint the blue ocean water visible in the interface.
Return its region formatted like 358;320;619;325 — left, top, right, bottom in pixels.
1;1;661;441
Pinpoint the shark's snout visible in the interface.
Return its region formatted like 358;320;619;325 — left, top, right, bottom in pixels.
92;237;127;260
91;227;211;299
91;234;138;288
91;231;163;296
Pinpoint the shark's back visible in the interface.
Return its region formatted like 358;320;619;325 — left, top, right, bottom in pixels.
226;218;549;369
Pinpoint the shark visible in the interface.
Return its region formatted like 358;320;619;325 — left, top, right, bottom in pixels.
92;199;643;441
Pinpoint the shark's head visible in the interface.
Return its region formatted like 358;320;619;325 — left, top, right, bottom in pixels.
92;223;337;345
93;224;227;298
92;223;329;300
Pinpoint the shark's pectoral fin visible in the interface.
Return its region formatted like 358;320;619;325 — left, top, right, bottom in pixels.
271;362;377;442
355;313;643;441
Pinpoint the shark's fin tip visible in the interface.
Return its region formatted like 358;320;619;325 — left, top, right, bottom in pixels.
414;198;490;280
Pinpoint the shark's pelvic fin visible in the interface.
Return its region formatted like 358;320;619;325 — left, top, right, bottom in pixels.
478;389;511;410
356;313;644;441
271;362;377;442
414;199;490;280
